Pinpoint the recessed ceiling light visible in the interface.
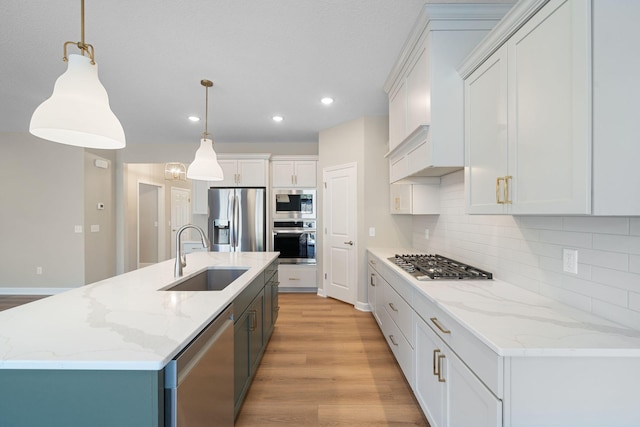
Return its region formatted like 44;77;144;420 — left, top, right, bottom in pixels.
321;97;334;105
272;115;284;122
188;116;200;122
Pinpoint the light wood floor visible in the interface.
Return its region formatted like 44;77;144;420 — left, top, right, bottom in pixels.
0;295;47;312
235;293;430;426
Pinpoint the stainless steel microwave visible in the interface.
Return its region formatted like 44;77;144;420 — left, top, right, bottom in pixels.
273;189;316;219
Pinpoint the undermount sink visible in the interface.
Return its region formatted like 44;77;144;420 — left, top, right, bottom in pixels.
163;268;248;291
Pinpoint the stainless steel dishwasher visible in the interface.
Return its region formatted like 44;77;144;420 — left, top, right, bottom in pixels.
165;304;234;427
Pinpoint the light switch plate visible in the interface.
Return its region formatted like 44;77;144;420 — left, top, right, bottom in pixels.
74;225;83;233
563;248;578;274
369;227;375;237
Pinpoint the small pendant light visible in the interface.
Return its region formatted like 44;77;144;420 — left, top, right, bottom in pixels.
187;80;224;181
29;0;125;149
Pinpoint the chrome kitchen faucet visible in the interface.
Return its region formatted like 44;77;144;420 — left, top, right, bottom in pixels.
174;224;210;278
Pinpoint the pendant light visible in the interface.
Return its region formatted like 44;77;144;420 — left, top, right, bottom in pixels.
29;0;125;149
186;80;224;181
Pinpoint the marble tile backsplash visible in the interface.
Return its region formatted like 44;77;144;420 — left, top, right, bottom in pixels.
412;170;640;330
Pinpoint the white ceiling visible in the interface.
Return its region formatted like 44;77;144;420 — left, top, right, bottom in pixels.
1;0;510;146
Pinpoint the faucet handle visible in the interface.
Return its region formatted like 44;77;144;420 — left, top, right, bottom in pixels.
180;254;187;268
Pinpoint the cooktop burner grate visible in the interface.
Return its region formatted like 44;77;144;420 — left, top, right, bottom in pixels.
389;254;492;280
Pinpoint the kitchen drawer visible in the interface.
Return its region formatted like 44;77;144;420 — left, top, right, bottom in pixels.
382;279;413;347
379;304;414;389
413;291;503;398
278;265;317;288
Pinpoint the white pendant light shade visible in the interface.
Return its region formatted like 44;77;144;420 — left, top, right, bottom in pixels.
30;54;125;149
187;138;224;181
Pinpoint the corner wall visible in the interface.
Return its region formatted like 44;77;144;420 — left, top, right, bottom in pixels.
319;116;412;306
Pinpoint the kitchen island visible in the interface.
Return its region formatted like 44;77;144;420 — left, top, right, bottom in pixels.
368;248;640;427
0;251;279;426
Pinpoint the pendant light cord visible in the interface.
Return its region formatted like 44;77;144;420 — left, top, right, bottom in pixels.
201;79;213;139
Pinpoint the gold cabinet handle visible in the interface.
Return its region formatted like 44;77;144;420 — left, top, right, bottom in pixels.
433;349;441;376
430;317;451;334
496;177;505;204
288;277;300;281
389;302;398;312
370;273;375;286
504;175;512;204
388;334;399;346
437;354;446;382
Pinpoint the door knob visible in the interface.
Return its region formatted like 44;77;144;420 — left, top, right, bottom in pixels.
344;240;354;246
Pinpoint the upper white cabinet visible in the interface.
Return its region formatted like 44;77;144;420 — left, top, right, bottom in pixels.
385;4;511;182
271;156;317;188
390;180;440;215
461;0;640;216
214;156;269;188
192;154;269;214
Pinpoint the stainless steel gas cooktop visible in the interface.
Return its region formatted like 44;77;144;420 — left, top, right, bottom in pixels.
388;254;493;281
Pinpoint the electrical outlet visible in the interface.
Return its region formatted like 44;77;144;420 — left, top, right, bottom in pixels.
74;225;83;233
36;266;42;275
563;249;578;274
369;227;376;237
424;229;430;240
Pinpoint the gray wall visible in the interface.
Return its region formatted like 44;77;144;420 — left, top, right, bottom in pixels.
318;116;412;306
83;150;116;284
0;133;85;289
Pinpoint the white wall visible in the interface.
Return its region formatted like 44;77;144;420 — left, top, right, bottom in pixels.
412;170;640;330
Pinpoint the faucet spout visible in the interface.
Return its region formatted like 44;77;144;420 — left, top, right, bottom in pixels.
175;224;210;278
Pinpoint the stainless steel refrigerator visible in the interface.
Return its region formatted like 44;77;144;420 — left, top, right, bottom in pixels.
208;188;266;252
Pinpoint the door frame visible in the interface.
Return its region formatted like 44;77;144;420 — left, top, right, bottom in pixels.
170;186;192;258
321;162;358;305
137;180;166;269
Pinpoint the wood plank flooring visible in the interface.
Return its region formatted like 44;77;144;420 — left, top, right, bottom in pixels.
0;295;47;312
235;293;430;426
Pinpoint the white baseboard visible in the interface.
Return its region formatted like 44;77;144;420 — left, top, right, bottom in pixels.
316;288;327;298
355;301;371;312
0;288;72;295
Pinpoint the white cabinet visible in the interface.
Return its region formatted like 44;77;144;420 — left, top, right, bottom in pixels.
415;317;502;427
385;4;510;180
367;262;380;326
272;159;317;188
215;157;268;188
462;0;597;215
192;155;269;214
390;181;440;215
277;264;316;291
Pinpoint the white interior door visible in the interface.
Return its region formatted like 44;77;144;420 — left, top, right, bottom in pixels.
323;163;357;305
171;187;191;258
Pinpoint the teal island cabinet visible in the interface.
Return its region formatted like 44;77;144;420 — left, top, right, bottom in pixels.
0;252;279;427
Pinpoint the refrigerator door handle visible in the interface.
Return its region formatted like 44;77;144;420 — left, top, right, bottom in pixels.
233;194;240;250
227;191;235;248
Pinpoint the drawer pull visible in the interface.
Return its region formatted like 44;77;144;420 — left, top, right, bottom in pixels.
249;310;257;331
437;354;446;382
388;334;399;346
370;273;375;286
433;349;440;376
288;277;300;281
370;260;376;265
430;317;451;334
388;302;398;312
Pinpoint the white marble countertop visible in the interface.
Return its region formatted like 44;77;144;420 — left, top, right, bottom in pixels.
368;248;640;357
0;251;279;370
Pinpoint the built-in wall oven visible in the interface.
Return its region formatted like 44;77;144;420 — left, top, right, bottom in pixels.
272;220;316;264
273;189;316;219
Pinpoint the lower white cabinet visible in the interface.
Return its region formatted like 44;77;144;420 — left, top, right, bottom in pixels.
367;263;380;326
416;315;502;427
277;264;317;291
